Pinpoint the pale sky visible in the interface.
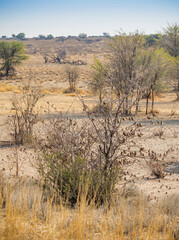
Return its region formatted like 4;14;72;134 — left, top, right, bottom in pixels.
0;0;179;37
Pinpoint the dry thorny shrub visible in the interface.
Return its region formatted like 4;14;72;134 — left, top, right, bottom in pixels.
32;95;174;207
8;84;43;145
37;97;146;206
63;65;79;93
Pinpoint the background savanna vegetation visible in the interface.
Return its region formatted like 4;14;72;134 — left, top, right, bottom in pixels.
0;23;179;240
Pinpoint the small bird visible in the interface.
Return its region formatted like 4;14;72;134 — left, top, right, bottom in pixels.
152;113;157;117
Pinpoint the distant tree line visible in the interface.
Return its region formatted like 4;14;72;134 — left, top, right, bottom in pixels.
0;32;110;40
0;31;175;46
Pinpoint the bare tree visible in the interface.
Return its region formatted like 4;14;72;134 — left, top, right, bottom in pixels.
39;49;50;63
163;23;179;58
144;48;169;114
108;31;144;115
39;48;66;64
162;23;179;100
55;49;66;63
132;49;152;114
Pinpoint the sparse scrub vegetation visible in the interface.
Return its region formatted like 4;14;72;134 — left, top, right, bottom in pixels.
0;23;178;240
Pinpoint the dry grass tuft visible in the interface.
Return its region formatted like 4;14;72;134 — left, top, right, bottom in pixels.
63;88;90;96
42;88;63;94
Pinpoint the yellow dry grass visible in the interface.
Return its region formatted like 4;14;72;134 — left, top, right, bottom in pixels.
42;88;63;95
63;88;91;97
0;84;20;93
0;176;178;240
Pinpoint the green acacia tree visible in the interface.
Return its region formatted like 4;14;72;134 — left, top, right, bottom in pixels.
78;33;87;38
89;57;108;105
16;33;26;40
0;41;28;76
47;34;54;39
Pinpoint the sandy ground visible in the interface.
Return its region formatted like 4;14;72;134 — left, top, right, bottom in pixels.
121;124;179;202
0;111;178;203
